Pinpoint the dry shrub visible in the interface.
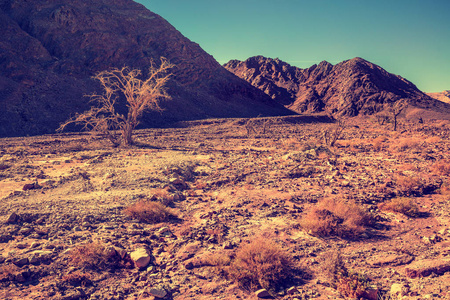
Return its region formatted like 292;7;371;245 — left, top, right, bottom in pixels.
390;137;421;152
322;251;370;299
379;197;420;218
226;237;296;292
395;175;423;196
69;242;129;271
440;180;450;195
123;200;176;224
431;160;450;176
300;198;374;239
371;136;387;151
61;271;92;287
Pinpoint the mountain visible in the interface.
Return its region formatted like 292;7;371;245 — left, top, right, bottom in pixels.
427;91;450;104
0;0;293;137
224;56;450;117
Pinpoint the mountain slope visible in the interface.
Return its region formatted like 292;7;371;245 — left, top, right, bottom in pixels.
0;0;293;137
224;56;450;117
427;91;450;104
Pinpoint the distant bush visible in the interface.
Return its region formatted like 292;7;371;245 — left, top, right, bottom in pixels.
379;197;420;218
123;200;176;223
300;198;374;239
226;237;296;292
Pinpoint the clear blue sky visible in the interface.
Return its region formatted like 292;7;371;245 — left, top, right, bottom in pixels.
136;0;449;92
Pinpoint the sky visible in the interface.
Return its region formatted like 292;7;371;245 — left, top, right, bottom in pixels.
135;0;450;92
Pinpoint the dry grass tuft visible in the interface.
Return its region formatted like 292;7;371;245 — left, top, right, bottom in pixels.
123;200;176;224
226;237;296;292
379;197;420;218
300;198;374;239
390;137;421;152
69;242;129;271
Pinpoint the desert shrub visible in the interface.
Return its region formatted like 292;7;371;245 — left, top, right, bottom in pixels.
322;251;371;299
123;200;176;223
69;242;129;271
371;136;387;151
323;119;346;147
431;160;450;176
226;237;296;292
390;137;421;152
300;198;374;239
395;175;423;196
379;197;420;218
163;160;198;182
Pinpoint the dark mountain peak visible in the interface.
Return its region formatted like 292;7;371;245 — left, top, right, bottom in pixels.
224;55;450;117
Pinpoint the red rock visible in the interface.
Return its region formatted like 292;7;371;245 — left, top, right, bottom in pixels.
405;259;450;278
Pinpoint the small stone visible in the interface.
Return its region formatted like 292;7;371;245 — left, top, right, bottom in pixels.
14;257;29;267
130;248;151;269
390;283;409;299
255;288;272;299
287;287;298;295
158;227;172;237
222;241;234;249
148;287;167;298
19;227;33;235
6;212;20;224
29;250;53;265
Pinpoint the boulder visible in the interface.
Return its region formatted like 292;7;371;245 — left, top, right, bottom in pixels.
130;248;152;269
405;258;450;278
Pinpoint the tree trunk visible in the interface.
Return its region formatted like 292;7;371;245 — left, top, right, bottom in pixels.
122;122;134;146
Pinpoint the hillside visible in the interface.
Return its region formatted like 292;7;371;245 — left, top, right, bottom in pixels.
428;91;450;104
224;56;450;118
0;0;292;137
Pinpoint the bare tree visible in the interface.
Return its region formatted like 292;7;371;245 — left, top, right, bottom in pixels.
58;58;174;146
387;100;407;131
323;119;346;147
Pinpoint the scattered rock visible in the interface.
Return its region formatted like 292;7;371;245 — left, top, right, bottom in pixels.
369;252;415;267
130;248;152;269
29;250;53;265
23;182;42;191
390;283;410;299
14;257;29;267
148;287;167;298
255;288;272;299
405;259;450;278
6;212;20;224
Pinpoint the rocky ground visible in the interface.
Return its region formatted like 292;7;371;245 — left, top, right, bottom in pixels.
0;115;450;300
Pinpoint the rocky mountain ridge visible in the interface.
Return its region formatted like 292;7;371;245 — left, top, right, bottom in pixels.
0;0;292;137
224;56;450;117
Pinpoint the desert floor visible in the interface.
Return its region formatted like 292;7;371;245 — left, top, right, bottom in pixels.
0;115;449;300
